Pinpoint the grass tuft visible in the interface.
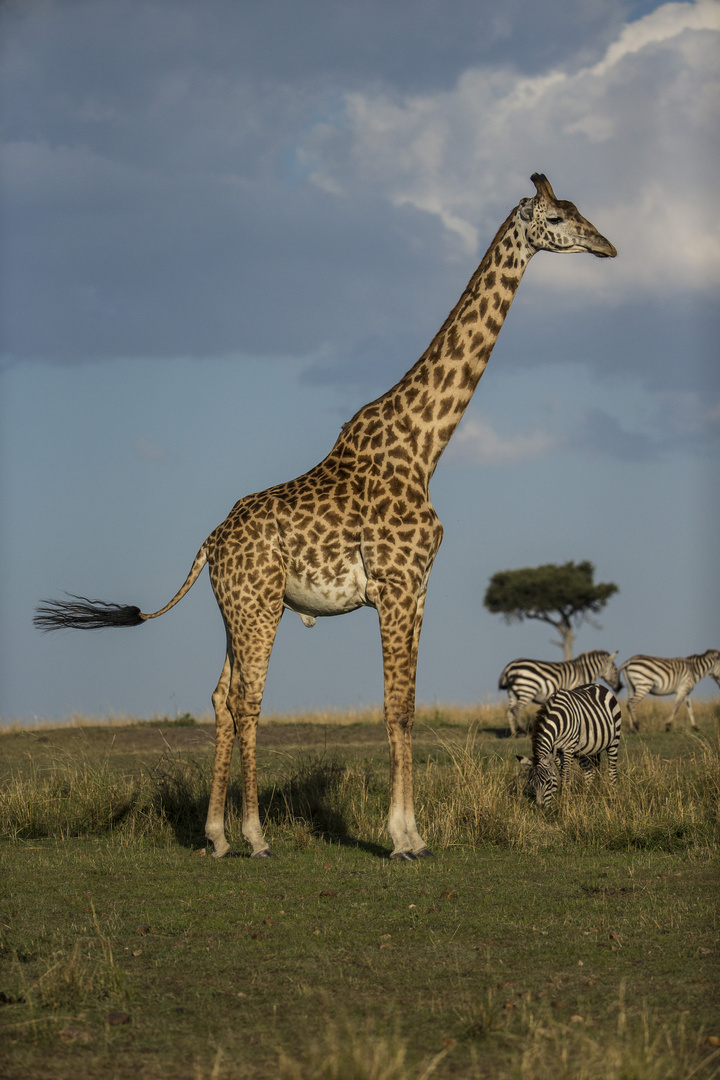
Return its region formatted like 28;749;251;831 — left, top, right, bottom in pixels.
1;710;718;857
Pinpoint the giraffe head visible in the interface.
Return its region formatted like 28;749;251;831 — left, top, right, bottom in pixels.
519;173;617;258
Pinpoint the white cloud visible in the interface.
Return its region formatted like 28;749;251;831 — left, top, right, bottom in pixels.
591;0;720;76
446;415;560;466
301;0;720;298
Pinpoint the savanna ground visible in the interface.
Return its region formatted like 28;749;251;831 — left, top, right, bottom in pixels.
1;700;719;1080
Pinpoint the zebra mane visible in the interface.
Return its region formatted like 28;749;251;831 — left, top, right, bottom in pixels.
529;704;549;758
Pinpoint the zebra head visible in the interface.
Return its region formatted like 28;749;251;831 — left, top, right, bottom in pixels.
706;649;720;684
602;651;622;692
516;755;558;806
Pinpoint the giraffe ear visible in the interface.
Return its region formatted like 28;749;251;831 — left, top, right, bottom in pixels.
530;172;557;201
519;197;533;221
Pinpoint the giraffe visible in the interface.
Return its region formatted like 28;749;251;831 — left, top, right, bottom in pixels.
35;174;616;861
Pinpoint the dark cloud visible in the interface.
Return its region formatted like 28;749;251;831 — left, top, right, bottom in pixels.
1;0;715;460
1;0;644;102
567;407;656;461
497;290;720;397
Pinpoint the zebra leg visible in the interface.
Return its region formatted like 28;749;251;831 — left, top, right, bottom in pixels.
685;695;698;730
606;742;619;785
507;692;522;737
666;687;689;731
625;691;644;733
558;750;571;793
579;754;600;782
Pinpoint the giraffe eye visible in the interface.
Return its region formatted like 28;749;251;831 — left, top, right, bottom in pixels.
546;214;563;225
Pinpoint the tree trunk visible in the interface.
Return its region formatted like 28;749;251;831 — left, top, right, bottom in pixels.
560;624;574;659
551;623;574;659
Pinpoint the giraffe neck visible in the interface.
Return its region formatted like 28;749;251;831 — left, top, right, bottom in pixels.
331;205;534;485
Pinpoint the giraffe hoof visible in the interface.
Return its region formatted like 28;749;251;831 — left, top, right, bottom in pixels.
390;850;417;861
252;848;276;859
413;847;434;858
209;845;232;859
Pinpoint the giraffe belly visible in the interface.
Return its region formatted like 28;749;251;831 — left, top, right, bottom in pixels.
283;565;370;618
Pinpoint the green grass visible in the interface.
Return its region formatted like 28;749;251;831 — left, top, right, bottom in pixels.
1;701;719;1079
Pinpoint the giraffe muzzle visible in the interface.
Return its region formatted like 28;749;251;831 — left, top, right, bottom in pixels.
589;234;617;258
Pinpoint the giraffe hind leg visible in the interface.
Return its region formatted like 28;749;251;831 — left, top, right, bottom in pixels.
205;651;235;858
226;609;283;858
206;585;283;858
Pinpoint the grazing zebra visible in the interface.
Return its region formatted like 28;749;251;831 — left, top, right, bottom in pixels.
619;650;720;732
517;683;622;806
498;650;621;736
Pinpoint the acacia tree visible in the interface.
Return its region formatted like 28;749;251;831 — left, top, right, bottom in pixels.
483;560;618;659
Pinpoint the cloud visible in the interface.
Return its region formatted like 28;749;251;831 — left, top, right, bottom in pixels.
591;0;720;75
447;415;560;466
1;0;717;396
301;0;720;296
566;408;656;461
445;382;720;469
649;389;720;445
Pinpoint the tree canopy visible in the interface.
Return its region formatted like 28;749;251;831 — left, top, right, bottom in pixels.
483;560;619;659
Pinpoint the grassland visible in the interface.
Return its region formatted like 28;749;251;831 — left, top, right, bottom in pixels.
1;700;719;1079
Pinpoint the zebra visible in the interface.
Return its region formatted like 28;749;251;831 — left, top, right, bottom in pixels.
498;650;621;736
619;650;720;732
516;683;622;806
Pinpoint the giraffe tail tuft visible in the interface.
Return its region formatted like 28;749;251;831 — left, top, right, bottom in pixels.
34;594;145;631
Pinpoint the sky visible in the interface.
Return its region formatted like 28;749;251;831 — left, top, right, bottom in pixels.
1;0;718;723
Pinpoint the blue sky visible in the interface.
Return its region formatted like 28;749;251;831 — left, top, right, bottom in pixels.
1;0;718;722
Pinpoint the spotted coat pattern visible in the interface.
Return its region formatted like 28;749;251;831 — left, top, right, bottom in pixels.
35;174;616;859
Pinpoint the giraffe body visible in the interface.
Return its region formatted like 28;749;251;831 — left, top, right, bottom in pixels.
35;175;616;860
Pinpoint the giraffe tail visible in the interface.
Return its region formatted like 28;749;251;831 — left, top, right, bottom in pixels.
34;547;209;632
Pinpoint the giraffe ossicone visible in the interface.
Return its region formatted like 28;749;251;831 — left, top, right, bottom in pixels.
35;174;616;861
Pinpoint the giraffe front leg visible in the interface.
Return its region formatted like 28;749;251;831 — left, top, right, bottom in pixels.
400;724;433;857
401;590;433;858
385;705;414;860
374;585;428;861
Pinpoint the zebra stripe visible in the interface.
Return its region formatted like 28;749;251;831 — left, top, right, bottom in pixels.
619;650;720;732
498;650;621;736
517;683;622;806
